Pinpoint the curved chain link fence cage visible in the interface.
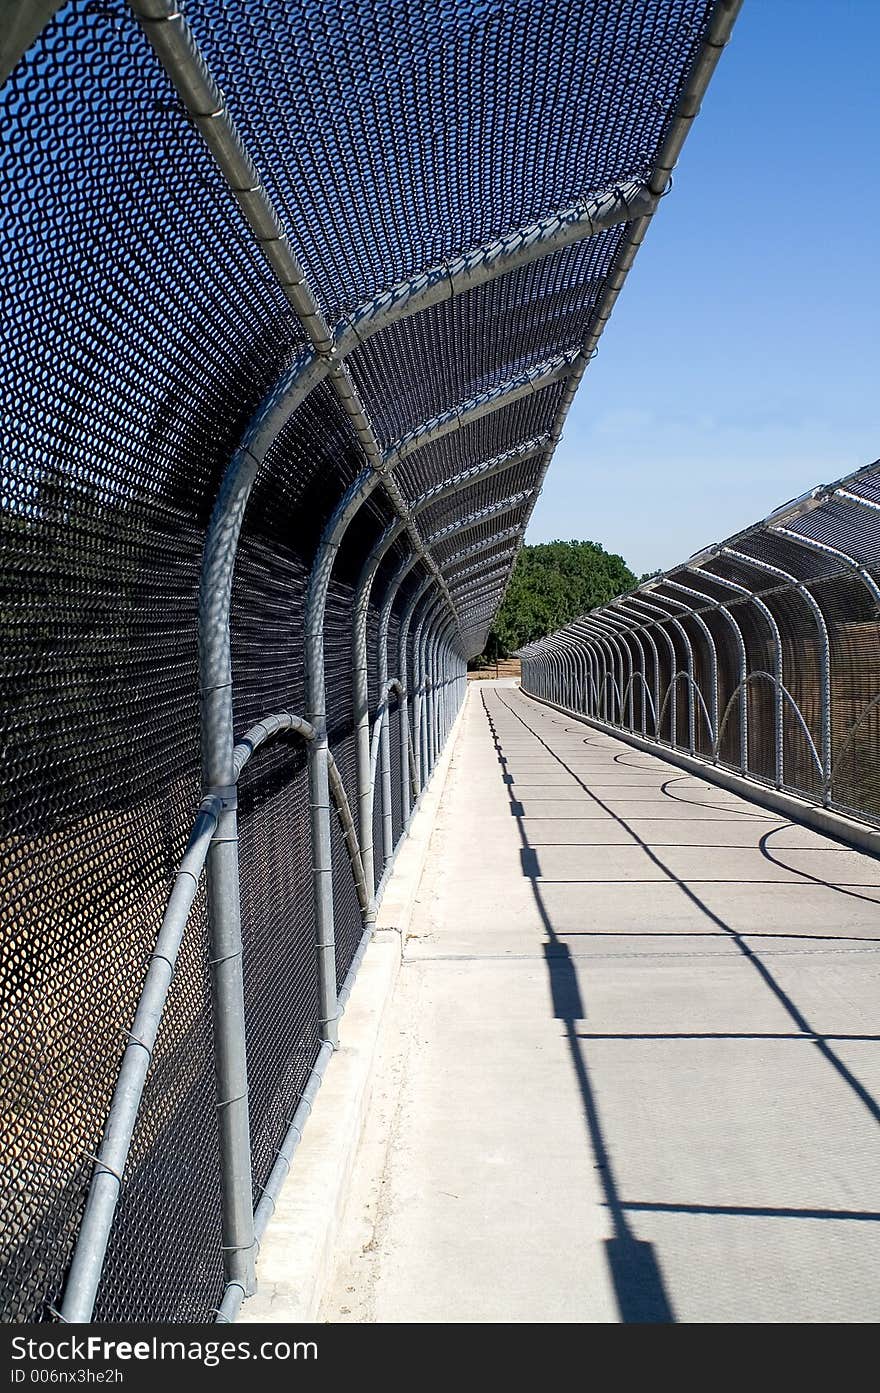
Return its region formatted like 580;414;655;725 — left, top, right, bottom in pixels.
1;0;745;1323
519;462;880;827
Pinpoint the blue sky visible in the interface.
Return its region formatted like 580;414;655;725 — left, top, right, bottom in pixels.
527;0;880;576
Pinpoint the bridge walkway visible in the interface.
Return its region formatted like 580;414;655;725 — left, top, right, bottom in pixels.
322;680;880;1323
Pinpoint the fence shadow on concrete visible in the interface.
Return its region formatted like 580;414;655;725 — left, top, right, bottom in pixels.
481;686;880;1322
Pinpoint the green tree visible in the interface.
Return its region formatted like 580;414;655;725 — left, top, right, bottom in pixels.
475;539;637;661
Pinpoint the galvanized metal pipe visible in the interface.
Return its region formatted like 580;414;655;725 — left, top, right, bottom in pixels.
571;619;629;725
626;597;698;751
418;607;434;779
233;711;370;920
770;527;880;610
215;1036;335;1324
722;547;833;795
615;601;678;744
661;598;719;745
398;575;435;796
424;609;442;776
512;0;744;574
420;596;447;777
695;569;785;786
676;573;749;769
555;628;593;712
435;617;458;746
59;797;221;1321
352;520;406;897
546;637;574;709
326;754;371;921
304;472;384;1045
653;583;727;750
410;584;439;790
606;606;662;736
377;556;427;865
59;688;370;1322
621;596;695;749
603;618;649;733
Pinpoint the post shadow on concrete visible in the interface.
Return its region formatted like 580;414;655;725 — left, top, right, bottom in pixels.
481;686;880;1324
483;691;675;1325
495;691;880;1128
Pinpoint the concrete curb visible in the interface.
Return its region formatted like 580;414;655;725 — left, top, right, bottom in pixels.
521;688;880;860
238;693;470;1323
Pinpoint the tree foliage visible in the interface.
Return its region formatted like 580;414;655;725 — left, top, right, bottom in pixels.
478;539;637;660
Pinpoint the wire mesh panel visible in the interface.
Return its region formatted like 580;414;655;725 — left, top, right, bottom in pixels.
360;602;382;887
185;0;715;318
1;0;293;1323
347;231;628;443
1;0;735;1326
816;572;880;818
237;739;320;1204
520;461;880;825
387;612;405;847
325;580;370;985
393;384;566;500
92;896;224;1323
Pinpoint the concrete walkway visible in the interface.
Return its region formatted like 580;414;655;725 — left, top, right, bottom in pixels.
322;681;880;1323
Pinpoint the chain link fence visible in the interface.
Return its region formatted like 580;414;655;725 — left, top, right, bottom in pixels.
1;0;738;1323
520;461;880;826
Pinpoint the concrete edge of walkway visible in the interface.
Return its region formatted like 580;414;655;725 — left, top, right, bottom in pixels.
521;688;880;860
238;692;470;1324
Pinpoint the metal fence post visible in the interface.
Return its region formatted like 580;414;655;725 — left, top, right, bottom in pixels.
583;642;600;715
415;605;429;780
575;619;630;726
691;569;785;786
376;554;425;867
193;443;273;1308
428;601;447;775
305;543;341;1049
607;614;650;734
610;605;661;736
679;571;749;770
549;637;572;707
376;574;397;875
577;626;619;722
630;596;700;751
400;574;435;801
550;641;570;707
570;640;590;712
425;605;443;773
439;620;457;739
411;584;438;790
353;521;407;898
622;597;691;747
305;468;384;1045
648;585;720;750
722;547;833;797
615;601;678;745
399;619;413;823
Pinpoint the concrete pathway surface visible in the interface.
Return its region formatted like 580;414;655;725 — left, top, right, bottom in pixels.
322;681;880;1323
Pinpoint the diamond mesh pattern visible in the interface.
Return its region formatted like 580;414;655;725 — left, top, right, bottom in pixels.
187;0;714;316
1;0;719;1324
523;463;880;823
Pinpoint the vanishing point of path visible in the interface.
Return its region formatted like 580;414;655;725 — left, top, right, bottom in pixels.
323;681;880;1323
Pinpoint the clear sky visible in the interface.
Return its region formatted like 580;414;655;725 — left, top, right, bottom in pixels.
527;0;880;577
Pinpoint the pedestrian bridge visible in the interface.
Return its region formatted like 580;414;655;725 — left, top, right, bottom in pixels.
2;0;878;1329
312;681;880;1324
